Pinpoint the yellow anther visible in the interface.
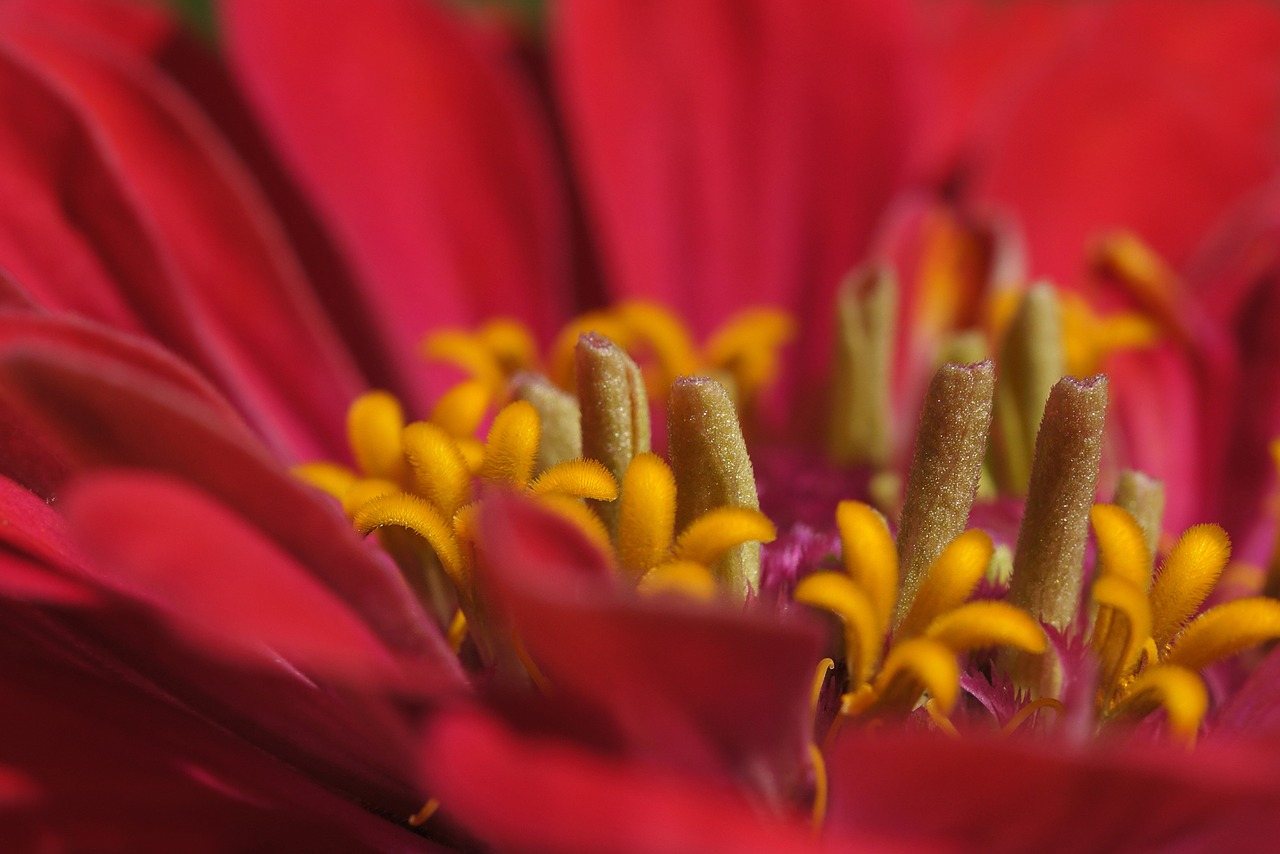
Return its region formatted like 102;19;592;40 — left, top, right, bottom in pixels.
672;507;777;567
1110;665;1207;747
429;380;491;440
871;638;960;715
807;743;828;833
353;492;465;584
1001;698;1065;737
615;301;701;389
616;453;677;575
924;697;960;738
1163;597;1280;672
548;312;632;389
421;330;504;392
703;308;795;401
408;798;440;827
1090;574;1153;691
346;390;406;481
477;318;538;375
637;561;718;601
456;438;485;475
810;658;835;713
402;422;473;518
528;458;619;502
1060;294;1160;376
1150;524;1231;649
479;401;540;486
292;462;356;500
446;609;468;653
835;501;899;635
1093;230;1176;297
534;494;614;560
340;477;401;518
923;601;1047;655
794;572;883;688
1090;504;1153;591
897;529;994;640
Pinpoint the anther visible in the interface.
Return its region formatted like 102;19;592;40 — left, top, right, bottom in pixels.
668;376;762;599
893;361;995;626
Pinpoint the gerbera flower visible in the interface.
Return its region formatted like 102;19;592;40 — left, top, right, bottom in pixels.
3;0;1280;851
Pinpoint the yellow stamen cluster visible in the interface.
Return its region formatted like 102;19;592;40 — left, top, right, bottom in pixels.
1088;504;1280;744
795;501;1045;728
423;302;794;414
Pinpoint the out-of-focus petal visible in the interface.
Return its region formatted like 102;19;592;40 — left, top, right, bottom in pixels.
554;0;921;399
219;0;574;398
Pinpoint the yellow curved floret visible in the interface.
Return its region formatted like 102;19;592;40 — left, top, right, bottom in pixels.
794;571;883;688
672;507;777;567
341;477;401;519
534;494;614;560
1150;524;1231;649
616;453;678;575
353;492;464;583
421;329;504;393
1110;665;1207;746
871;638;960;715
923;601;1046;655
1163;597;1280;672
835;500;898;634
548;312;633;389
1090;504;1153;591
703;308;795;400
637;561;718;601
476;318;538;375
615;302;701;388
897;529;994;639
346;390;406;481
1091;574;1153;691
479;401;540;485
528;458;619;501
402;421;473;518
292;462;356;501
429;380;491;440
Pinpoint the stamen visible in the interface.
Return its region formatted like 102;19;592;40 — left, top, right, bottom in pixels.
923;601;1047;655
835;501;898;635
534;494;615;560
1150;524;1231;649
615;302;701;389
991;285;1063;495
1113;470;1166;558
549;313;632;389
528;459;619;501
616;453;677;576
1109;665;1206;747
408;798;440;827
924;698;960;738
810;658;835;713
870;638;959;715
1007;375;1107;629
446;609;468;652
894;361;995;627
1090;504;1153;591
353;492;465;585
703;308;796;408
668;377;762;599
511;373;582;474
340;477;401;518
291;462;356;500
576;334;651;531
807;743;828;833
346;390;407;482
1090;574;1152;698
1001;698;1065;736
827;266;896;467
477;318;538;375
671;507;777;567
1163;597;1280;672
421;330;504;393
896;529;994;640
793;572;882;687
637;561;718;601
429;379;491;439
478;401;540;486
402;422;473;518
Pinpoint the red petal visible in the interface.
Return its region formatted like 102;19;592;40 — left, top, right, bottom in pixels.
827;731;1280;851
2;19;368;461
64;470;411;686
0;0;176;57
420;709;907;854
0;474;95;604
478;493;823;782
554;0;920;389
220;0;573;398
0;335;456;668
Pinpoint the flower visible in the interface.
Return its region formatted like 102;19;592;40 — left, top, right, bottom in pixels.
3;0;1280;851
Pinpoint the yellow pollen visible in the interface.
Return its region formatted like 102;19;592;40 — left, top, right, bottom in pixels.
527;458;619;501
408;798;440;827
896;529;994;640
807;743;828;833
402;421;473;518
429;379;491;440
671;507;777;567
1162;597;1280;672
922;601;1047;655
346;390;407;482
1150;524;1231;649
636;561;718;601
352;492;465;585
616;453;678;575
835;501;898;635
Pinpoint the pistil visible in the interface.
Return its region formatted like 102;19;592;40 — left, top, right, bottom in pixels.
575;334;650;532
